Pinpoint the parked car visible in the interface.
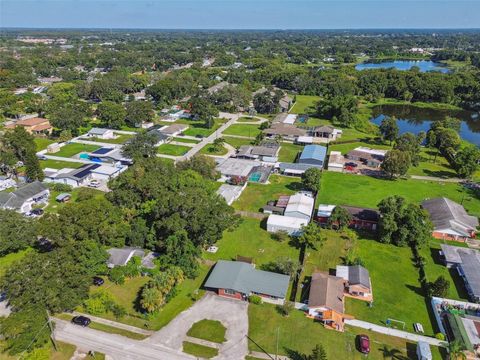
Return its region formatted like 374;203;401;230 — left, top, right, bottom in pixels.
37;154;48;160
72;316;91;327
29;208;44;217
88;179;100;188
358;334;370;354
345;162;358;167
93;276;104;286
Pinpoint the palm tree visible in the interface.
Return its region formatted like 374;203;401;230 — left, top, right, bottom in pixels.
212;137;225;152
379;344;403;359
448;340;467;360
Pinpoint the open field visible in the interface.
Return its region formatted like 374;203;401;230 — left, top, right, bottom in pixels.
223;136;253;149
408;148;457;178
34;137;55;151
187;319;226;343
278;142;303;163
157;144;191;156
39;159;84;169
233;175;303;213
199;144;229;156
55;143;100;158
203;217;299;267
248;303;444;359
289;95;320;114
179;118;226;138
222;124;261;138
346;238;435;335
172;137;200;144
318;172;480;217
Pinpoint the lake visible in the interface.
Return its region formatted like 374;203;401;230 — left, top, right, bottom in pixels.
355;60;450;73
371;104;480;146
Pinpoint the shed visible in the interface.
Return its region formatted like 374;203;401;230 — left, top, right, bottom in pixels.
298;145;327;167
56;193;71;203
266;214;307;236
284;193;315;221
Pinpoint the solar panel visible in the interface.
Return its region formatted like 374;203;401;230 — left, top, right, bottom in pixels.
73;164;101;179
91;147;113;155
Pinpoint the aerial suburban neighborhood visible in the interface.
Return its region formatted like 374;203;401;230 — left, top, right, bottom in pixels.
1;3;480;360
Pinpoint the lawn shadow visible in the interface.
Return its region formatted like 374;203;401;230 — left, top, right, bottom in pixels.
284;348;306;360
405;284;424;297
429;248;444;265
405;342;419;360
299;276;312;303
448;267;470;300
260;217;268;230
285;182;304;191
422;169;457;179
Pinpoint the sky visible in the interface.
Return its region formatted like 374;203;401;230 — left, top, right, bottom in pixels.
1;0;480;30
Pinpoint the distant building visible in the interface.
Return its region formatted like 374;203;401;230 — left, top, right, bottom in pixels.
87;128;115;140
6;117;52;135
422;197;478;242
158;124;189;137
312;125;342;141
346;147;387;168
263;123;307;141
235;142;280;162
298;145;327;168
0;181;49;213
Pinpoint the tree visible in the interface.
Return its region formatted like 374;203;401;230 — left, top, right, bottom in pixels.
298;222;324;250
381;150;411;179
139;267;185;313
125;101;153;127
451;145;480;178
308;344;328;360
316;95;358;128
190;96;219;126
301;167;322;193
157;231;200;278
328;206;352;230
121;132;158;160
176;155;220;180
428;275;450;298
97;101;126;129
253;91;279;114
212;137;225;152
262;257;300;277
379;116;399;144
47;99;90;135
24;151;44;181
448;340;467;360
394;132;424;167
0;210;37;256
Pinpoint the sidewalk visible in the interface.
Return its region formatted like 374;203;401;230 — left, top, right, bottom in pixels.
345;319;447;347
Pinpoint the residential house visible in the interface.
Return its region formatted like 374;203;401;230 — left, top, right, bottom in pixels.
440;244;480;303
278;162;314;176
316;205;379;231
327;151;344;172
263;123;307;141
312;125;342;141
37;76;62;84
266;214;308;236
336;265;373;301
346;147;387;168
284;192;315;221
107;247;156;269
207;81;229;95
307;272;345;331
88;148;132;166
235;142;280;162
87;128;115;140
44;163;127;187
279;95;293;112
298;145;327;168
216;158;258;178
0;181;49;213
159;124;189;137
422;197;478;242
147;128;170;146
6;117;53;135
204;260;290;303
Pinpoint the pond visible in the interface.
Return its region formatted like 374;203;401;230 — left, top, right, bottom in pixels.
370;104;480;146
355;60;450;73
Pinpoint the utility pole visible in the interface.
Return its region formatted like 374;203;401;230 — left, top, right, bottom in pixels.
46;309;58;351
275;327;279;360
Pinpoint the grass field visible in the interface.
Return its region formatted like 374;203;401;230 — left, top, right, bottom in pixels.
45;188;104;214
237;116;262;122
55;143;100;158
172;137;200;144
39;159;84;170
183;341;218;359
81;133;133;144
419;239;470;301
180;118;226;138
290;95;320;114
248;303;444;359
318;172;480;217
278;142;303;162
223;136;253;149
157;144;191;156
233;175;303;212
408;148;457;178
203;218;299;267
199;144;229;156
187;320;226;343
223;124;261;138
34;137;55;151
345;238;435;336
328;141;390;155
0;249;31;279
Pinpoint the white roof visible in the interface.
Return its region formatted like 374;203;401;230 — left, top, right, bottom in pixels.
267;214;308;229
285;193;315;218
216;184;244;205
283;114;297;124
335;265;349;280
89;127;112;135
216;158;258;177
317;204;336;217
91;165;121;176
297;136;314;144
354;147;387;156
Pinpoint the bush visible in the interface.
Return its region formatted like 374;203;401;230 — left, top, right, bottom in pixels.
435;333;446;340
48;183;72;192
276;301;294;317
108;267;126;285
84;290;115;315
271;230;289;242
111;304;127;319
249;295;262;305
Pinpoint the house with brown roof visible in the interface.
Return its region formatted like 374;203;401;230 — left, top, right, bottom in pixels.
6;117;53;135
307;272;346;331
263;123;307;141
312;125;342;141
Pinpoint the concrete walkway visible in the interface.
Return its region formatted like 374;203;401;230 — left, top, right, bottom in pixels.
69;311;154;336
70;138;123;149
344;319;447;347
410;175;463;183
40;155;94;164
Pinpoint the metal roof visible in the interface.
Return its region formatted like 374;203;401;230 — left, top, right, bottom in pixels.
336;265;371;289
285;193;314;218
0;181;48;210
204;260;290;299
299;145;327;163
89;128;111;135
459;251;480;299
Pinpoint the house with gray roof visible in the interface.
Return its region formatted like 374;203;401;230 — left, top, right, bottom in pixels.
336;265;373;301
298;145;327;168
235;142;280;161
0;181;49;214
107;247;157;269
440;244;480;302
204;260;290;303
422;197;478;241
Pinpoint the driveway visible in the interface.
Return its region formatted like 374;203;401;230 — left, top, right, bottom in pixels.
148;293;249;360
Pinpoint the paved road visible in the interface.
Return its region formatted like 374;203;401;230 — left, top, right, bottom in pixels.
53;319;194;360
148;293;249;360
345;319;447;347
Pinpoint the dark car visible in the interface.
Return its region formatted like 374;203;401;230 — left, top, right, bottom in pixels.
345;162;358;167
72;316;91;327
358;334;370;354
93;276;104;286
30;208;44;216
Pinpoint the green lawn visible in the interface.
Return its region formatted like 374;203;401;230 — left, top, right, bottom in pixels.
290;95;320;114
0;249;31;279
223;136;253;149
203;218;299;267
157;144;191;156
223;124;261;138
81;133;133;144
55;143;101;158
199;144;229;156
248;303;444;359
180;118;226;138
328;141;390;155
408;148;457;178
34;137;55;151
318;172;480;217
182;341;218;359
39;159;84;170
187;320;226;343
172;137;200;144
233;175;304;213
346;238;435;335
237;116;262;122
278;142;303;163
45;188;104;214
420;239;469;301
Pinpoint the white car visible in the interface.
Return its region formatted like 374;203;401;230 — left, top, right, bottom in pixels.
88;179;101;188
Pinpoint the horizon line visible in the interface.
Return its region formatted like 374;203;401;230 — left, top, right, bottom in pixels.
2;27;480;31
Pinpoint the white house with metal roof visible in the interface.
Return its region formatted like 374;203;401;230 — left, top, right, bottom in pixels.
87;128;115;140
266;214;308;236
0;181;49;213
284;192;315;221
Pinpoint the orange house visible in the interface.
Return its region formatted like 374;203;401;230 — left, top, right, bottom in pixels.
7;117;53;135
